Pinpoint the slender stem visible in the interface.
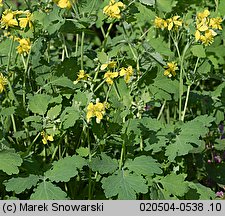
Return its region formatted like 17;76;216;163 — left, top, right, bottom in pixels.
100;26;106;38
105;84;112;102
113;82;121;99
180;57;199;121
10;114;17;133
181;85;191;122
119;143;125;170
140;136;143;151
93;80;105;93
178;65;183;121
101;22;114;52
166;104;170;124
75;34;79;57
62;34;69;58
80;31;85;70
172;35;192;121
119;119;130;170
157;100;166;121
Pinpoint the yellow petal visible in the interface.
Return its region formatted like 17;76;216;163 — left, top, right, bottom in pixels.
47;135;54;142
101;63;108;70
168;22;173;31
195;30;201;41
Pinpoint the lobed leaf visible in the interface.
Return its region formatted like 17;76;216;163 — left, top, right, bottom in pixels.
90;153;118;174
28;94;51;115
124;155;162;176
158;173;189;197
101;170;148;199
30;181;67;200
4;175;40;194
165;115;215;161
45;155;87;182
0;150;22;175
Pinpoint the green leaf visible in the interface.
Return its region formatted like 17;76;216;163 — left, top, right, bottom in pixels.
188;182;215;199
55;57;79;80
90;153;118;174
165;115;214;161
76;147;89;157
135;2;156;24
60;107;80;129
4;175;40;194
158;173;189;197
50;76;76;89
156;0;177;13
218;0;225;16
149;37;174;57
0;107;16;117
124;155;162;176
101;170;148;199
45;155;86;182
197;60;211;74
30;181;67;200
191;45;206;58
116;79;132;108
28;94;51;115
0;149;22;175
23;116;42;123
97;51;108;64
47;104;62;120
139;0;155;6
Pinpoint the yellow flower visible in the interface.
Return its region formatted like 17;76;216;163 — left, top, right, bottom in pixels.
167;16;182;31
16;38;31;55
86;100;107;123
103;0;125;19
101;61;117;70
41;131;54;145
104;71;118;84
1;9;18;29
0;73;7;93
54;0;76;9
76;70;90;81
195;30;201;41
209;17;223;30
154;16;167;29
196;21;209;32
164;62;178;78
197;9;210;20
200;29;217;46
119;66;133;83
18;12;33;29
0;0;3;7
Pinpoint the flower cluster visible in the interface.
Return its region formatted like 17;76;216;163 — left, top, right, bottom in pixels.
101;61;118;85
76;70;90;81
86;99;107;123
101;61;133;84
54;0;76;9
195;9;223;46
154;16;182;31
1;9;33;30
119;66;133;83
103;0;125;19
0;73;7;93
15;38;31;55
41;131;54;145
104;71;119;85
163;62;178;78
